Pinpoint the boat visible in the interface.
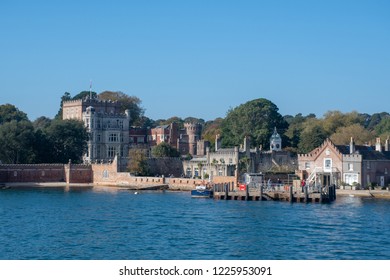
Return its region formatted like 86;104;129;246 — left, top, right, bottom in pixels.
191;185;213;198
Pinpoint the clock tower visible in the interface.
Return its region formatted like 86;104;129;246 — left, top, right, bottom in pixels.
270;127;282;151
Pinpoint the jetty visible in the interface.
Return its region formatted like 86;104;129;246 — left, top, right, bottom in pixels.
213;184;336;203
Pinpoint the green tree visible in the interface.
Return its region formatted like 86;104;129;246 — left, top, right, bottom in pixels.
330;124;374;145
298;119;327;153
31;128;52;163
374;117;390;138
98;91;144;125
55;92;72;120
72;91;97;100
184;117;205;125
157;116;184;128
365;112;390;130
221;98;288;148
33;116;52;130
202;118;223;149
0;120;35;163
128;149;149;176
284;113;316;151
151;142;180;158
322;110;364;135
0;104;28;124
45;119;88;163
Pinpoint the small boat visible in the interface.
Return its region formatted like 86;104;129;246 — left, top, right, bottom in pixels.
191;185;213;198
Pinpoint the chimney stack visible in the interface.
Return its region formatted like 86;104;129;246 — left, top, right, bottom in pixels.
350;137;355;154
215;134;221;152
376;137;382;152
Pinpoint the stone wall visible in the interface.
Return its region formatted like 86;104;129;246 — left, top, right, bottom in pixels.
147;158;183;177
0;157;236;191
0;164;92;184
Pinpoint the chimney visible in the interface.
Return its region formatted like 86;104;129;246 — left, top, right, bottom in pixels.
386;137;390;152
376;137;382;152
350;137;355;154
215;134;221;152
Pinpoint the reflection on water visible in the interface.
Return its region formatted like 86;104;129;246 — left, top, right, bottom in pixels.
0;187;389;260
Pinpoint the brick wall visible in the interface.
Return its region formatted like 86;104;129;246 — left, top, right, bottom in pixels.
0;164;92;184
0;164;66;183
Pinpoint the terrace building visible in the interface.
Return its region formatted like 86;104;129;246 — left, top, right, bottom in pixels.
297;137;390;189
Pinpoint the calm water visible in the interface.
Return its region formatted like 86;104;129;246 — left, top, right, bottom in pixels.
0;187;389;260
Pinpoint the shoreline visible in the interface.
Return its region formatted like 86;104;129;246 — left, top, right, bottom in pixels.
2;182;390;199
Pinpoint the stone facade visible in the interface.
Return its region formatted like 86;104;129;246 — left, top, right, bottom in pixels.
63;96;131;166
183;129;296;182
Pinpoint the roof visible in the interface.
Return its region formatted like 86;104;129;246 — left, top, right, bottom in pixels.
336;144;390;160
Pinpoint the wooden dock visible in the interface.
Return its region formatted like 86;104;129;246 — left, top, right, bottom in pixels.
213;184;336;203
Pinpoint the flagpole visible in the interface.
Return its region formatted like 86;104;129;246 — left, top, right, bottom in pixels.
89;80;92;99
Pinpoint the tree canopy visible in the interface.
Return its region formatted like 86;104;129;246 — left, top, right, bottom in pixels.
151;142;180;158
45;119;88;163
98;91;144;125
0;104;28;125
221;98;288;148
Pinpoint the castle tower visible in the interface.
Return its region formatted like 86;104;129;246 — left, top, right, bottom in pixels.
270;127;282;151
184;123;202;155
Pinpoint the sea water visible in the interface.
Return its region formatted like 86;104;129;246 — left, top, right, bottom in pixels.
0;187;389;260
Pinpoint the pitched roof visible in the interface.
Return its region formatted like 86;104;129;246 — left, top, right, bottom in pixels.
336;144;390;160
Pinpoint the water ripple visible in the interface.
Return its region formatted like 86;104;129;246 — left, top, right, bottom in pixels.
1;188;390;259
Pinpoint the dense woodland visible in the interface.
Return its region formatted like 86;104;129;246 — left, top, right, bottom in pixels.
1;91;390;164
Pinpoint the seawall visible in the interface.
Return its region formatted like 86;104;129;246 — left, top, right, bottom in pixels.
0;157;236;191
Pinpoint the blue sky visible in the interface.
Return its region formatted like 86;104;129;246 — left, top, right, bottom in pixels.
1;0;389;121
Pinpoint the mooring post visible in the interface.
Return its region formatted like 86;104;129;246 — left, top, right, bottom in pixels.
330;185;336;201
225;184;228;200
245;183;249;200
289;185;293;203
304;185;308;203
260;184;263;201
319;186;323;203
326;185;330;201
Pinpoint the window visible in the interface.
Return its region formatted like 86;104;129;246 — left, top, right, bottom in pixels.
103;170;109;178
109;134;118;142
367;162;371;170
97;134;101;143
348;163;354;171
229;158;233;164
324;158;332;172
108;146;116;157
385;168;388;175
305;162;310;169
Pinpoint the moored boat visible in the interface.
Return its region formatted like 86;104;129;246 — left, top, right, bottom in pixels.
191;185;213;198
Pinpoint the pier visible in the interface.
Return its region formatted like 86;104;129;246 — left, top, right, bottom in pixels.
213;184;336;203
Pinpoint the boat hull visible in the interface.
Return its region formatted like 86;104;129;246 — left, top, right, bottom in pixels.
191;189;213;198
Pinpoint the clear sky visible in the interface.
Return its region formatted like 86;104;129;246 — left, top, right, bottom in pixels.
1;0;389;122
